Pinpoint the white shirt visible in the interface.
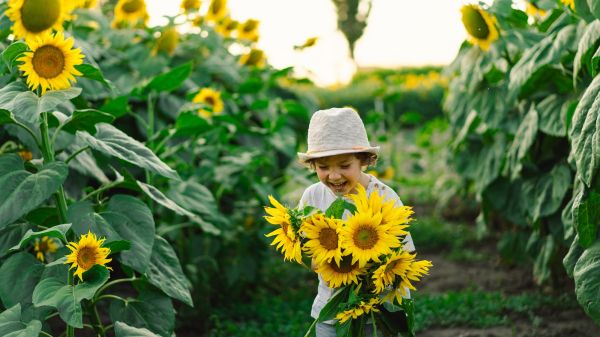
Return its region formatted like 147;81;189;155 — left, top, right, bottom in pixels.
298;174;416;322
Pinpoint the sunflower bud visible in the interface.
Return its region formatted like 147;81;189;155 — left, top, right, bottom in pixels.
239;48;265;67
155;27;179;55
460;4;499;51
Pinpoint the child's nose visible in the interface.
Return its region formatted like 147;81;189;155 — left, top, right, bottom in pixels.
329;171;341;180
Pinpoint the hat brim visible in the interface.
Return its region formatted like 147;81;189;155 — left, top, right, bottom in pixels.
297;146;380;164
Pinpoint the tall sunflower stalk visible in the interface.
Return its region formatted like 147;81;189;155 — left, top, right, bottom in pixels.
264;185;432;337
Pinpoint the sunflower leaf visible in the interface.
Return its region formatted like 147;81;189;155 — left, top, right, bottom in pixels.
325;198;357;218
62;109;115;134
0;252;44;309
1;41;27;72
0;109;16;126
0;304;42;337
318;286;350;322
114;321;161;337
9;223;71;252
143;62;192;94
0;155;68;229
77;123;179;180
574;241;600;324
32;265;109;328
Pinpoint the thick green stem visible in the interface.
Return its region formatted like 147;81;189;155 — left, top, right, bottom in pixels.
40;112;73;337
91;304;107;337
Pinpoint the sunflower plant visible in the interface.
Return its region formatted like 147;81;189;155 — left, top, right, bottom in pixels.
264;185;432;337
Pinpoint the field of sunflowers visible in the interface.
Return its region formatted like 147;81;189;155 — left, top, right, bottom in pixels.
2;0;600;336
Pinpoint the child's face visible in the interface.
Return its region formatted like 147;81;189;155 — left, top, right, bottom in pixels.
314;154;363;195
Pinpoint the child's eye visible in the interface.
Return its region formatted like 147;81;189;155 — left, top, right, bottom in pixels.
318;166;328;170
340;165;350;169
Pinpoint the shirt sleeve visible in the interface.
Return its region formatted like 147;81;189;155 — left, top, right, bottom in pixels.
298;186;311;209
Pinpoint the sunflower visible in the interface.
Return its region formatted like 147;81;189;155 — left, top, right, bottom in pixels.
525;2;546;18
154;27;179;55
460;4;499;51
112;0;149;28
6;0;72;42
215;16;238;38
560;0;575;10
18;32;84;95
181;0;201;13
301;213;343;266
335;298;381;323
317;255;365;288
64;231;112;281
341;209;401;267
264;195;302;263
372;250;415;294
239;48;266;68
34;236;59;262
192;15;205;27
192;88;224;118
380;258;432;304
237;19;259;42
206;0;227;22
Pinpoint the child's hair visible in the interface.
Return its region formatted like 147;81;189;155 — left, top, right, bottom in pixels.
306;152;378;171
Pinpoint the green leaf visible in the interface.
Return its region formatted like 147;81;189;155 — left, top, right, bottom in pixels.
573;20;600;82
62;109;115;134
317;287;350;322
8;87;82;125
9;223;71;252
145;236;193;307
524;163;572;221
505;107;538;179
106;195;155;274
32;265;109;328
574;240;600;324
137;181;220;235
67;201;125;245
0;304;42;337
77;123;179;180
589;0;600;19
0;252;44;308
109;285;175;337
1;41;27;71
238;77;263;94
114;321;160;337
0;109;16;126
100;95;130;118
537;95;570;137
533;235;555;284
564;235;584;278
167;179;229;228
74;64;112;88
144;62;192;94
592;45;600;76
174;111;210;137
325;198;357;218
574;190;600;248
569;74;600;187
0;157;68;229
0;223;30;258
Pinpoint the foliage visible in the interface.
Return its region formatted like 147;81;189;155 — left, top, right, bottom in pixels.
445;0;600;324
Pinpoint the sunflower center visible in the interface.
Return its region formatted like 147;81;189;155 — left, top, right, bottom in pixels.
211;0;224;14
319;228;338;250
76;246;98;270
32;45;65;79
204;96;216;106
243;21;257;32
331;256;357;273
37;240;49;252
462;6;490;39
353;225;378;249
122;0;143;13
20;0;61;33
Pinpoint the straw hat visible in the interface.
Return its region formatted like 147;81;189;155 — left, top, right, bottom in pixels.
297;107;379;163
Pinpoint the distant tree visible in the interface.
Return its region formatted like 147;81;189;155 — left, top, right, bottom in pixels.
332;0;372;60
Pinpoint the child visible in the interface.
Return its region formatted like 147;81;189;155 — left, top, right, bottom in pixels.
297;107;415;337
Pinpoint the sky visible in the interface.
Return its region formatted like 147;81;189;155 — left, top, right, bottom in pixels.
146;0;479;86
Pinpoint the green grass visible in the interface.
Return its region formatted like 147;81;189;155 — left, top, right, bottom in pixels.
413;289;579;331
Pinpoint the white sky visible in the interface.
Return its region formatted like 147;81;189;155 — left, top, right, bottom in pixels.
146;0;483;86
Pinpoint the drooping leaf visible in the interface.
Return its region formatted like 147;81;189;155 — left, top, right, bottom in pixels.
0;304;42;337
77;123;179;180
145;236;193;307
505;107;538;179
62;109;115;134
74;64;113;88
0;223;30;258
0;252;44;308
573;20;600;81
32;265;109;328
569;74;600;187
144;62;192;94
0;156;68;229
573;190;600;248
1;41;27;71
564;235;584;278
9;223;71;252
523;163;572;222
317;287;350;323
574;241;600;324
114;321;161;337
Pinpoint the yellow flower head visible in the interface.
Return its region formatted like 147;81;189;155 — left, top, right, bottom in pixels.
237;19;260;42
264;195;302;263
380;258;432;304
181;0;201;13
525;2;546;18
560;0;575;10
215;16;238;38
301;213;343;266
335;298;381;323
372;250;415;294
154;27;179;55
192;15;205;27
65;231;112;281
6;0;72;42
317;255;365;288
192;87;224;118
239;48;266;68
34;236;59;262
206;0;227;22
112;0;149;28
18;32;84;95
460;4;499;51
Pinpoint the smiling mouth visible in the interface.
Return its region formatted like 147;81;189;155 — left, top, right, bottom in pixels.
329;182;347;191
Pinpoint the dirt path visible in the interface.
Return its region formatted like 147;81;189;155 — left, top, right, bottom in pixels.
415;249;598;337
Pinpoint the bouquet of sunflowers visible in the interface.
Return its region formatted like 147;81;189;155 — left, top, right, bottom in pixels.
264;185;432;337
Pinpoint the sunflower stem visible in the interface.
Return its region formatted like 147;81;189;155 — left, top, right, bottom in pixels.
91;303;107;337
371;311;378;337
303;318;318;337
92;294;129;305
40;111;73;337
145;92;155;210
93;275;137;300
81;180;122;202
13;120;41;150
39;331;53;337
65;146;91;164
